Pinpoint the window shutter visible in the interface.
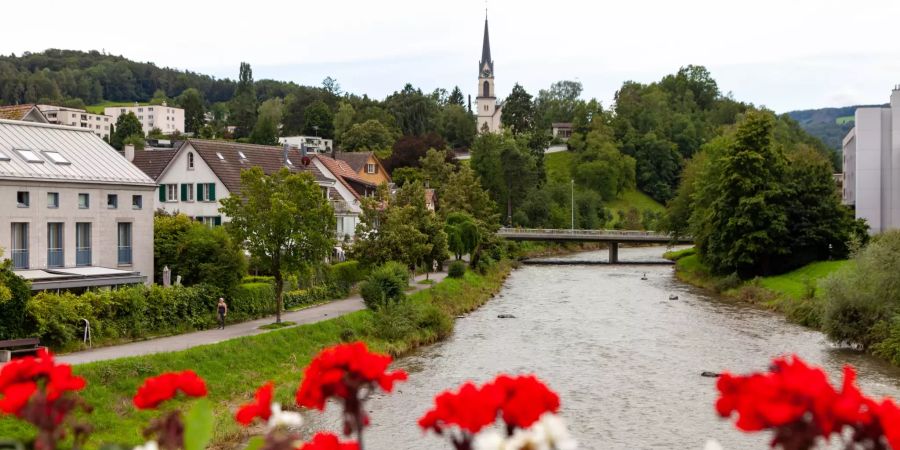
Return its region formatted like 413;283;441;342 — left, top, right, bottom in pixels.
159;185;166;202
214;216;222;226
208;183;216;201
180;184;187;201
196;183;204;201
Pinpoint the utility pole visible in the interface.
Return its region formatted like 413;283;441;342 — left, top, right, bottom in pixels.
571;179;575;230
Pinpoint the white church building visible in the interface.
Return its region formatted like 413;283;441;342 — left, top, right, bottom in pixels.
476;15;502;133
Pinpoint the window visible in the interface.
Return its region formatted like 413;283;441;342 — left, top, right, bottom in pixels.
199;216;222;227
76;223;91;266
78;193;89;209
132;195;142;209
197;183;216;201
42;151;70;164
216;152;224;161
47;192;59;208
117;222;132;265
181;183;194;202
238;151;247;160
16;191;29;207
167;184;178;202
187;152;194;170
107;194;118;209
0;150;10;161
11;223;28;269
366;163;377;174
15;149;42;163
138;108;143;112
148;107;154;111
47;223;63;268
483;80;490;97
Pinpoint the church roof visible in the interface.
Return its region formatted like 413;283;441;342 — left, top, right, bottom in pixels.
480;17;493;74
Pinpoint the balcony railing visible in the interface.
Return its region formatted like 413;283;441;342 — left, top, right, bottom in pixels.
76;248;91;266
47;249;63;268
11;249;28;269
117;246;132;265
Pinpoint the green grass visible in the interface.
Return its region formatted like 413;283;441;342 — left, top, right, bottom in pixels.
606;189;665;214
544;150;574;184
417;279;435;285
836;116;855;125
758;260;848;299
0;262;512;448
85;101;148;114
258;321;296;330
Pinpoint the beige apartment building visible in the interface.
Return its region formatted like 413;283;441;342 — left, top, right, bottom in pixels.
0;119;156;290
37;105;113;140
105;102;185;135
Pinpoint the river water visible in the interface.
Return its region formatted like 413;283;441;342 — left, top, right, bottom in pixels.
303;246;900;449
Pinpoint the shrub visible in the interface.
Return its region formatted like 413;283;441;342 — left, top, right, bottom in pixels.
371;298;452;342
0;258;32;340
713;273;742;293
283;286;330;310
448;261;466;278
361;262;409;310
241;275;274;284
230;282;275;319
329;260;364;295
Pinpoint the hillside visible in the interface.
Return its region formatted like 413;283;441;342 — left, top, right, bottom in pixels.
786;105;882;151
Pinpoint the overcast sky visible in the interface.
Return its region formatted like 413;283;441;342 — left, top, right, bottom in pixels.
6;0;900;112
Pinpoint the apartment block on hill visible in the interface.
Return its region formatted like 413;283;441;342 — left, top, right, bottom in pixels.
105;102;184;135
37;105;113;140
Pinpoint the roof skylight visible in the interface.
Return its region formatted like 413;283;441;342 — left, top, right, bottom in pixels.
0;150;9;162
42;151;70;165
15;149;43;163
238;151;247;159
285;158;294;166
216;152;225;161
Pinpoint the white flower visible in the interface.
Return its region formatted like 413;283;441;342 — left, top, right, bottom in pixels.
267;402;303;430
473;429;508;450
133;441;158;450
506;428;543;450
532;414;577;450
703;439;724;450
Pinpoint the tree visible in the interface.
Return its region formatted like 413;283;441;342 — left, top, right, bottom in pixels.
470;132;539;225
177;225;247;292
440;104;476;149
153;213;196;283
250;98;283;145
111;112;143;150
384;133;448;173
501;83;535;135
231;62;257;139
440;165;499;226
385;84;441;136
448;86;465;107
303;100;334;139
177;88;206;134
220;167;335;323
445;212;480;260
419;148;456;193
341;119;395;152
534;80;583;130
149;88;170;105
322;76;342;97
333;101;356;144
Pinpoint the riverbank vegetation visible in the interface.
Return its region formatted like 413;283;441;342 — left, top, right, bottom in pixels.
0;261;512;448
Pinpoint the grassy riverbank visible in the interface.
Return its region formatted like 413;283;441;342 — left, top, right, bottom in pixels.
0;263;512;449
665;248;848;327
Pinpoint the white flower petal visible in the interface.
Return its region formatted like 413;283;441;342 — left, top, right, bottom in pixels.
473;428;507;450
267;402;304;430
704;439;724;450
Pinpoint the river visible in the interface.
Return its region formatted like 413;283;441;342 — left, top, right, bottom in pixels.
302;246;900;449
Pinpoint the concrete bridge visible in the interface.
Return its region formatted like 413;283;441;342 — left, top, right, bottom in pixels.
497;228;692;263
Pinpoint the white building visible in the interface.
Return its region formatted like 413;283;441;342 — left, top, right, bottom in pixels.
105;102;184;135
842;87;900;233
130;140;363;241
279;136;334;154
37;105;113;140
0;119;156;290
476;15;502;134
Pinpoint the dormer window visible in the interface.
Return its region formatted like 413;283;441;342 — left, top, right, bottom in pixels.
366;163;376;174
188;152;195;170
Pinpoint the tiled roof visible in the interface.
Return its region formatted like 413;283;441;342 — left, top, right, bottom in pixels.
0;104;44;122
184;139;328;195
131;148;177;180
0;119;155;186
333;151;371;173
313;154;366;200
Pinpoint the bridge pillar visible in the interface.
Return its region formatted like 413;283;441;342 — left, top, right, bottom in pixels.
609;242;619;264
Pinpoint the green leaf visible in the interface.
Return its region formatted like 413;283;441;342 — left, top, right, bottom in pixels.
244;436;266;450
183;398;214;450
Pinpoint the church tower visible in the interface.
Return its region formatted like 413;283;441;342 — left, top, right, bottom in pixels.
476;13;501;133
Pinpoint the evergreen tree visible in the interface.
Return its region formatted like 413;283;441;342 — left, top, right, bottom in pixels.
303;100;334;139
448;86;465;106
176;88;206;134
231;62;257;139
501;83;535;135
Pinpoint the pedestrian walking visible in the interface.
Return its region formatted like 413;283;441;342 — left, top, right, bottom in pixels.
217;298;228;329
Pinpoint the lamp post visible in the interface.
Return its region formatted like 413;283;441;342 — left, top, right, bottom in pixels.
571;179;575;230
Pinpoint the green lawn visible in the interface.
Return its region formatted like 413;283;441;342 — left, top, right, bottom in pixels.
85;101;147;114
836;116;855;125
544;150;574;184
758;260;848;299
606;189;665;214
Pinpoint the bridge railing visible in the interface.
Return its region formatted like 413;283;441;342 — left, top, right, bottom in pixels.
497;227;676;238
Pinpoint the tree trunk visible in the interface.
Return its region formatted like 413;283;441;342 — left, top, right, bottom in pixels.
274;270;283;324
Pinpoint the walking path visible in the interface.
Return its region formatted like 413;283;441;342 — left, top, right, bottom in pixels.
58;272;447;365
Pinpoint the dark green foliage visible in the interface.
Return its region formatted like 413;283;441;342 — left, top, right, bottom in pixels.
176;88;206;133
328;260;364;295
111;112;143;149
230;282;275;318
385;84;441;136
0;257;31;340
445;212;480;260
470;132;539;225
439;104;476;150
282;286;330;310
341;119;396;151
154;213;247;292
371;298;452;342
384;133;447;173
231;62;257;139
501;83;534;135
360;262;409;310
303;100;334;138
448;260;467;278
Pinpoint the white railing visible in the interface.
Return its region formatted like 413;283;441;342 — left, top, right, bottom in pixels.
498;228;674;238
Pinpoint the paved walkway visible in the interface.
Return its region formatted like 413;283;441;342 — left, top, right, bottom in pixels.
58;271;447;365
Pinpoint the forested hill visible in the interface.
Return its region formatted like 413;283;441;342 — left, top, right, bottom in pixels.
786;105;882;151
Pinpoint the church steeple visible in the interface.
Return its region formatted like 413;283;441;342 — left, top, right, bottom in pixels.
479;15;493;76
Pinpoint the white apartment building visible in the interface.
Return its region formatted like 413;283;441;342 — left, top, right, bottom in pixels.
0;119;156;290
37;105;113;140
105;102;185;135
279;136;334;153
842;87;900;234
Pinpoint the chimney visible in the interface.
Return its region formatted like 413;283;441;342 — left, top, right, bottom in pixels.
300;143;307;157
283;143;290;166
124;144;135;162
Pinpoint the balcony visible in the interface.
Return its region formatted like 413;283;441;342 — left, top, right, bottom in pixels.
76;248;91;266
47;249;63;268
331;199;353;213
117;246;132;265
11;249;28;269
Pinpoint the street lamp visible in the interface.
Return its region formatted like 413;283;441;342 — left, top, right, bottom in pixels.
571;179;575;230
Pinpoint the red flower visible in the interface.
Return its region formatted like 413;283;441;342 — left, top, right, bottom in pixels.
418;381;505;434
133;370;207;409
0;349;85;416
295;342;407;411
879;399;900;449
493;374;561;429
297;432;359;450
235;381;274;426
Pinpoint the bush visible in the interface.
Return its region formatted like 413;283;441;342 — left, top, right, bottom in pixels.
361;262;409;310
448;261;466;278
283;286;330;310
26;291;97;349
329;260;364;295
0;258;32;340
712;273;742;293
230;282;275;319
241;275;274;284
371;298;452;342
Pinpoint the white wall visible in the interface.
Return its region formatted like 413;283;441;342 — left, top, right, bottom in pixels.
0;180;154;283
154;143;230;220
842;129;856;205
854;106;891;233
105;104;185;135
